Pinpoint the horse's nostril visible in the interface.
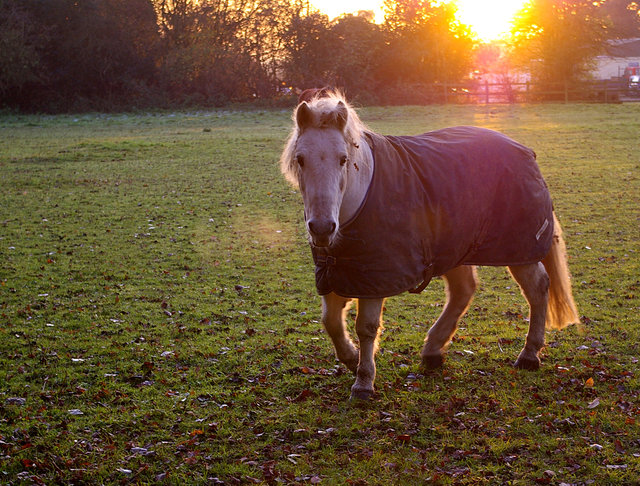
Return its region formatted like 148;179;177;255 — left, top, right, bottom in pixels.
308;219;336;237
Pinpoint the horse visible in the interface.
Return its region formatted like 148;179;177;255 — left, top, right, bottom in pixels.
279;90;579;400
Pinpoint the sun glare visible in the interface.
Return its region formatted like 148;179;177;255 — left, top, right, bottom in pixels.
312;0;528;42
454;0;528;41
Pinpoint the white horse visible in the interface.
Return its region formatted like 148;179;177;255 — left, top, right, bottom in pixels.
280;91;579;400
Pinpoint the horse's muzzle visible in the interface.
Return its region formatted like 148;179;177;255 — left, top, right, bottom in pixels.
307;218;337;247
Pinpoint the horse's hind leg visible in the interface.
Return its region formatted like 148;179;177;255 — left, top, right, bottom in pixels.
322;293;359;373
421;265;477;369
509;262;550;371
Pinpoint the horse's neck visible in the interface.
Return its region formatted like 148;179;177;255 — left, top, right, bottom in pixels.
339;136;374;224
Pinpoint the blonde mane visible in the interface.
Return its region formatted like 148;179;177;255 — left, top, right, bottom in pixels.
280;91;368;188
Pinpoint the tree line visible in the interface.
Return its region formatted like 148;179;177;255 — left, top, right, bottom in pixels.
0;0;638;112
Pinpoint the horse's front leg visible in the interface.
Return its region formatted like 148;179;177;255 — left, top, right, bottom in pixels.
350;298;384;400
321;293;359;373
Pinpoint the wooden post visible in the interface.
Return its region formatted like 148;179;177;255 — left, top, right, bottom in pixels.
485;79;489;104
564;79;569;103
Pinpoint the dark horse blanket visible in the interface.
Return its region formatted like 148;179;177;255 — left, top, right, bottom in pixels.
312;126;554;299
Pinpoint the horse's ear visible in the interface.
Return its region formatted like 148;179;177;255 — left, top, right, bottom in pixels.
296;102;313;130
335;101;348;131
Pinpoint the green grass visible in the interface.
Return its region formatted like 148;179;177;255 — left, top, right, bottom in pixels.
1;104;639;484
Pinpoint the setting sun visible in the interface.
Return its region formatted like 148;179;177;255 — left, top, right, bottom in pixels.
311;0;529;41
454;0;529;41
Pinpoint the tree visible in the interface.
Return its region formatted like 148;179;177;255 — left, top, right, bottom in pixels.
282;11;335;90
2;0;160;111
509;0;610;84
600;0;640;38
155;0;303;104
329;13;386;96
0;1;44;98
380;0;474;86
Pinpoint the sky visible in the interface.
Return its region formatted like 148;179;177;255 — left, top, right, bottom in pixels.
310;0;386;22
309;0;530;42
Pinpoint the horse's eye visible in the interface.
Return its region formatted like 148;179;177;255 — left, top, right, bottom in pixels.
340;155;348;166
296;155;304;167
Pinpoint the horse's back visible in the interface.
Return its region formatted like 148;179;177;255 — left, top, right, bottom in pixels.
371;127;554;269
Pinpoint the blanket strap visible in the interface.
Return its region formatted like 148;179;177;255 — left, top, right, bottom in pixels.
408;263;434;294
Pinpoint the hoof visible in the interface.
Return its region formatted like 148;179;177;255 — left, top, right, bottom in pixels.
514;356;540;371
350;387;374;401
421;354;444;370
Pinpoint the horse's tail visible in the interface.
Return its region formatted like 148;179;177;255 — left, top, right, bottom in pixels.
542;213;580;329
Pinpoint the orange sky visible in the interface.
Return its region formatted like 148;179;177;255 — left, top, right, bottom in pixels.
310;0;530;42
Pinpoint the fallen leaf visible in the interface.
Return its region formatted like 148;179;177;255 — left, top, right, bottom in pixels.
292;389;312;402
587;398;600;409
585;377;594;387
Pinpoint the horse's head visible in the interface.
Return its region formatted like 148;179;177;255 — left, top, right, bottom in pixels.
281;93;364;248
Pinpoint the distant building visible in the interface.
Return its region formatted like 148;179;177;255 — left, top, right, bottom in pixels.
593;38;640;80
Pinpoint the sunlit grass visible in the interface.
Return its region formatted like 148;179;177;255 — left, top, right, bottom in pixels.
0;104;638;483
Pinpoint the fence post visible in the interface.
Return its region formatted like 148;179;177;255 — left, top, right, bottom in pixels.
443;82;448;104
564;79;569;103
485;80;489;104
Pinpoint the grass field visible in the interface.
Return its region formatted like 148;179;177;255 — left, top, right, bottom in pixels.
1;104;639;485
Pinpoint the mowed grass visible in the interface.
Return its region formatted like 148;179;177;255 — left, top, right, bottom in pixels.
0;104;638;485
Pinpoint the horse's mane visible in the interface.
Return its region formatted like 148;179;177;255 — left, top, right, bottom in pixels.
280;90;368;188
